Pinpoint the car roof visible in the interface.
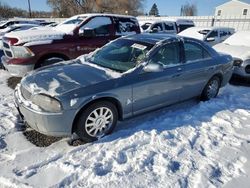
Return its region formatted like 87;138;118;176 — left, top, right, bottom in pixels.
71;13;137;19
123;33;181;45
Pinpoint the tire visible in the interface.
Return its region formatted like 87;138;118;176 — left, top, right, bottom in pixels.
36;57;65;68
201;76;221;101
75;101;118;142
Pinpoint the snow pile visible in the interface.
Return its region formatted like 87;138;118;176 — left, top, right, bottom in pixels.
0;70;250;187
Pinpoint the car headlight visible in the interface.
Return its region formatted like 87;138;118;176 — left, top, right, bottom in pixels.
11;46;34;58
31;94;62;112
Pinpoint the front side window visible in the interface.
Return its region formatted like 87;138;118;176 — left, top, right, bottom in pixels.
80;17;112;36
149;43;180;66
184;42;211;62
151;23;163;31
207;30;218;38
87;39;153;72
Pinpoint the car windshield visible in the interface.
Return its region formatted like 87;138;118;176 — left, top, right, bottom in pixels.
88;39;153;72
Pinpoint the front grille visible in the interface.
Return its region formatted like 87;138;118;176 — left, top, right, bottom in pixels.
3;41;9;49
5;51;12;58
2;39;13;58
20;85;32;100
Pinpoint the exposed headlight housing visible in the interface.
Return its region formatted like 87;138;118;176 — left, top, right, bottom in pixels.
233;59;243;67
31;94;62;113
11;46;34;58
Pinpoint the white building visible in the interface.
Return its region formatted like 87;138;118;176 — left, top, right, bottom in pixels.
215;0;250;16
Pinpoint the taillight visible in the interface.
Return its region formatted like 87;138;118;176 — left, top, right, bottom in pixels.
6;37;19;45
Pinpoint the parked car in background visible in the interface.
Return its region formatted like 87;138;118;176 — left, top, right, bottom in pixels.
0;19;40;31
1;13;140;76
178;27;235;46
214;31;250;79
0;24;39;39
14;34;233;142
0;24;40;68
139;18;194;34
140;20;178;34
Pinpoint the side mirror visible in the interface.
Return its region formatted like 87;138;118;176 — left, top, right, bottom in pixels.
79;29;95;38
143;63;163;73
206;37;215;42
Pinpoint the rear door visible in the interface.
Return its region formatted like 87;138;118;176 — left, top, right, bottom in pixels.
180;40;215;100
132;42;185;115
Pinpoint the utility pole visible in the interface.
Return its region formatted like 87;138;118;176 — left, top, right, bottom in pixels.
28;0;32;18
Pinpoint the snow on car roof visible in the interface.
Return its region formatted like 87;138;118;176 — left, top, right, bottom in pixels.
178;27;234;40
223;31;250;47
137;16;194;25
71;13;137;20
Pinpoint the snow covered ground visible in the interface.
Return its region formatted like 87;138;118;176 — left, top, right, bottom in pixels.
0;69;250;188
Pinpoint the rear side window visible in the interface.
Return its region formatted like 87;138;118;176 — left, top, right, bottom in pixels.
220;30;233;37
150;42;180;66
164;23;175;31
184;42;211;62
80;16;112;36
114;17;138;35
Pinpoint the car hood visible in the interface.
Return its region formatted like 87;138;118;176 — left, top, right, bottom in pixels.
21;59;121;97
213;43;250;60
4;29;65;45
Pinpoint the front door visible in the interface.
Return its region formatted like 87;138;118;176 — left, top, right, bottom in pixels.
180;40;216;100
132;42;184;115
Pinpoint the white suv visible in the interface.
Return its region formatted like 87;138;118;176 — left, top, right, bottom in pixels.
178;27;235;46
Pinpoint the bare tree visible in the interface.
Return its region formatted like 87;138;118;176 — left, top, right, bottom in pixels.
180;2;197;16
0;1;52;19
47;0;144;17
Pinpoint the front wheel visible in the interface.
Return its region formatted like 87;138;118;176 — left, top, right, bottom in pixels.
201;76;221;101
75;101;118;142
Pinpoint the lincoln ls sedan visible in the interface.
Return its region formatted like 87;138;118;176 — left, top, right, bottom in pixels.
14;34;233;142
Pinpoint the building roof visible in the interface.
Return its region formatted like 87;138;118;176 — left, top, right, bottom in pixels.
216;0;250;8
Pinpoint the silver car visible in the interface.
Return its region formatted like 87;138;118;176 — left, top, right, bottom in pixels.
214;31;250;79
14;34;233;142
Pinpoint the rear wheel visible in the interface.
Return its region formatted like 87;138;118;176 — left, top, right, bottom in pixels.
75;101;118;142
201;76;221;101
